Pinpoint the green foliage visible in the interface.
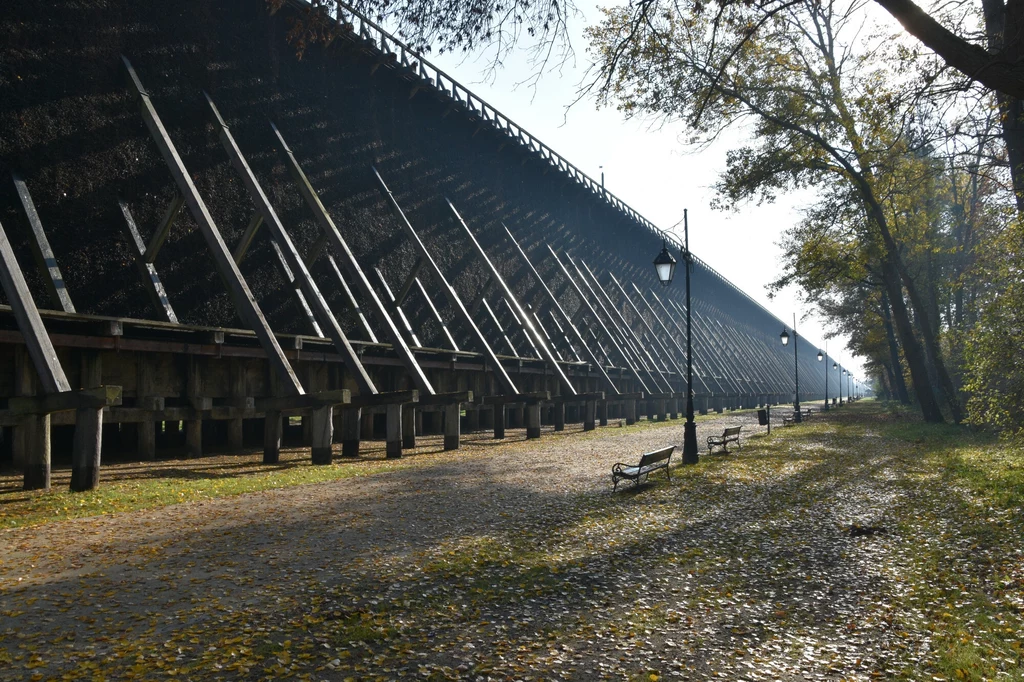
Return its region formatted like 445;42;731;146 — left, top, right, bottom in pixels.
964;219;1024;435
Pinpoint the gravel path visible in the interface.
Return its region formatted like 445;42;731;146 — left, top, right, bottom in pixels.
0;409;918;680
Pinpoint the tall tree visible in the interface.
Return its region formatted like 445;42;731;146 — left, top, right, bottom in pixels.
586;0;958;420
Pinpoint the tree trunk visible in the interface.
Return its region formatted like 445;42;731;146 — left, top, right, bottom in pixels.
880;256;944;421
881;289;912;404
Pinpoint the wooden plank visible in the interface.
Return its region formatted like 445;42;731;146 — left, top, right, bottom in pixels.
8;386;122;414
448;202;576;394
417;390;473;406
121;57;302;396
371;169;519;395
413;277;461;351
144;193;185;263
117;200;179;323
0;219;71;394
269;123;434;396
257;388;352;412
501;226;617;394
11;172;75;313
481;391;550;405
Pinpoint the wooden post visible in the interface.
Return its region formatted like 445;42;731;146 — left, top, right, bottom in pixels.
466;407;480;432
361;410;375;440
625;399;637;426
526;402;541;439
342;409;361;458
263;411;282;464
444;404;461;451
584;400;597;432
185;356;204;458
402;406;416;449
310;405;333;464
70;352;104;492
386;403;403;459
599;400;609;427
553;402;565;431
493;405;506;439
228;360;246;449
657;399;667;422
137;358;156;460
12;172;76;313
23;414;51;491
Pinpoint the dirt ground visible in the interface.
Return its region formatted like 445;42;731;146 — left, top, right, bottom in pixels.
0;408;925;680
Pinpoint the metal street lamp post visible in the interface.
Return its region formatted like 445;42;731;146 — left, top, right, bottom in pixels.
652;210;698;465
780;313;800;423
817;342;829;411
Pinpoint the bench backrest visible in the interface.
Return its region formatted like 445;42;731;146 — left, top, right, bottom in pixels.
639;446;675;467
723;426;742;436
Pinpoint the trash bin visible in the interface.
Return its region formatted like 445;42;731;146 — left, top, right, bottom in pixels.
757;409;768;426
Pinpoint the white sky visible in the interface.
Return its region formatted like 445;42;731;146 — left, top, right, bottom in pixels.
426;2;869;385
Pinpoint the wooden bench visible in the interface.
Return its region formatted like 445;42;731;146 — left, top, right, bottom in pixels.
783;408;814;426
708;426;742;453
612;445;674;491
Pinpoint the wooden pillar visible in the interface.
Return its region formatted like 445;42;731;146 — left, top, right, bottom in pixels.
715;397;725;414
493;405;506;439
386;403;403;459
360;410;375;440
186;357;203;458
23;414;51;491
526;402;541;439
553;402;565;432
310;406;333;464
402;406;416;449
583;399;597;432
444;404;460;451
646;400;655;422
71;351;104;492
12;346;34;470
599;400;608;427
466;408;480;432
137;358;156;460
415;408;424;436
625;399;637;426
669;397;678;420
657;399;667;422
263;411;282;464
228;360;246;449
342;408;361;458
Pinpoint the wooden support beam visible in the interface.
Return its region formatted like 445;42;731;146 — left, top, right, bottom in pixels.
227;359;246;449
341;408;361;458
577;260;670;393
264;411;282;464
117;200;179;323
553;402;565;431
268;239;324;337
481;391;550;405
525;402;541;439
444;403;461;450
270;123;434;396
144;193;185;263
480;298;518;356
417;390;473;406
185;355;204;458
545;245;649;393
501;226;618;394
414;278;461;351
583;399;597;431
324;256;378;343
310;405;334;464
395;257;424;305
386;403;403;458
122;57;303;396
402;405;416;449
374;267;422;347
233;213;264;264
8;386;122;415
493;404;506;439
256;388;352;412
448;202;576;395
206;94;380;394
11;172;75;313
71;351;104;492
0;219;72;394
350;389;418;408
372;169;518;395
137;359;157;460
